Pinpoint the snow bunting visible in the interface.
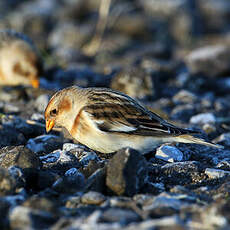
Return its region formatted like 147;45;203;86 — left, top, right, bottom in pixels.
0;30;42;88
45;86;219;154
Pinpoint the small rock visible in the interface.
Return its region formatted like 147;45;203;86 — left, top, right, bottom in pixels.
139;0;187;17
213;133;230;147
4;104;20;113
26;135;64;154
171;104;196;122
9;206;56;230
34;94;50;113
81;191;106;205
0;198;10;229
110;67;154;99
52;168;85;193
37;170;59;191
202;123;216;134
0;145;41;169
63;143;82;152
65;195;81;209
185;45;230;77
0;125;26;148
205;168;230;179
30;113;44;121
100;208;140;224
156;145;184;162
190;113;216;125
85;168;106;193
142;193;185;213
8;166;26;189
160;161;203;185
40;150;80;171
172;90;197;104
0;167;16;196
106;148;148;196
81;160;105;179
23;196;58;214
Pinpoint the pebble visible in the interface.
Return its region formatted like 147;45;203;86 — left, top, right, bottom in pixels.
106;148;148;196
30;113;44;121
213;133;230;147
202;123;216;134
100;208;140;224
156;145;183;162
81;191;106;205
185;45;230;77
26;135;63;154
0;167;16;196
4;104;20;113
34;94;50;113
190;113;216;125
9;206;56;230
205;168;230;179
0;145;41;169
172;89;197;104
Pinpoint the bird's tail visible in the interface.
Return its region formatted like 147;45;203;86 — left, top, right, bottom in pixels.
175;134;223;148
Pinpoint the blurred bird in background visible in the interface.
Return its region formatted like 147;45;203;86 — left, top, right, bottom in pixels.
0;30;42;88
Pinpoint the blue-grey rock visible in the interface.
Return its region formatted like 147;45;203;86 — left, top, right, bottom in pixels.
205;168;230;179
106;148;148;196
190;113;216;125
156;145;184;162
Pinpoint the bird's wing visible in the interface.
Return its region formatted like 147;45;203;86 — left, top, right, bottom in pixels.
82;92;190;136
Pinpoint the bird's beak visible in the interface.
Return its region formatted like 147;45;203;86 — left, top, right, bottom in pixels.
46;119;55;133
31;79;39;88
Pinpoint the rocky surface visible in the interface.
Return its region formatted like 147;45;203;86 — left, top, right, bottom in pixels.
0;0;230;229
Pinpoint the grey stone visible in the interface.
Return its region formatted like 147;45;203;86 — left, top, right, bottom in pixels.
34;94;50;113
40;150;79;169
0;167;16;196
0;125;26;148
205;168;230;179
62;143;83;152
213;133;230;147
30;113;44;121
0;146;41;169
198;0;230;34
0;198;10;229
156;145;184;162
124;216;184;229
160;161;203;185
63;143;101;167
8;166;26;189
100;208;140;224
4;104;20;113
106;148;148;196
171;104;196;122
81;191;106;205
85;168;106;193
22;196;58;215
190;113;216;125
52;168;85;193
26;135;63;154
110;67;154;99
9;206;56;230
172;90;198;104
139;0;187;18
185;45;230;77
65;195;81;209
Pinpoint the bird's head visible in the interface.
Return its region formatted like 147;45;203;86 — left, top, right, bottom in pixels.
44;86;83;133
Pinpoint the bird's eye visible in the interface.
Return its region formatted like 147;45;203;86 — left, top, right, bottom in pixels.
50;109;57;116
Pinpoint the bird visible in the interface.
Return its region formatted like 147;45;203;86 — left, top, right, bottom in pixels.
45;86;220;154
0;30;42;88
